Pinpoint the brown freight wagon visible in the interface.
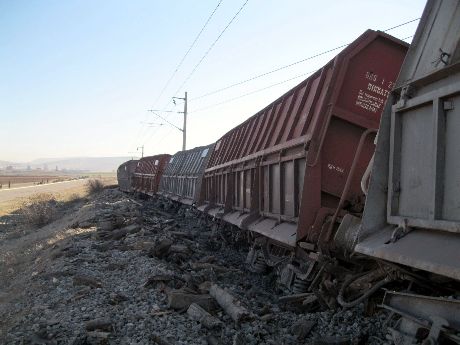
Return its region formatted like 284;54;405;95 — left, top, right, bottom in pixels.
159;144;214;205
117;159;139;192
199;30;408;249
132;154;171;196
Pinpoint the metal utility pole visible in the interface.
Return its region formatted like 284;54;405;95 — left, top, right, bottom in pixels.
148;91;188;151
172;91;188;150
137;145;144;158
182;92;187;150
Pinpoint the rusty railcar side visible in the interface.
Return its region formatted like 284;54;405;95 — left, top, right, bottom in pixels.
200;30;408;248
159;145;214;205
117;160;139;192
132;154;171;196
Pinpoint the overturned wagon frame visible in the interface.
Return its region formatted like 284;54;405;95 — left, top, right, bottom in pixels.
199;30;408;250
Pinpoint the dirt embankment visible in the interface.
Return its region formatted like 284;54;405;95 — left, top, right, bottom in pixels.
0;189;388;345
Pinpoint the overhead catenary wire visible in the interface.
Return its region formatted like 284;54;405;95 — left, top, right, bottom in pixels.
383;17;420;32
145;0;250;148
191;33;416;114
148;110;183;131
135;18;418;152
131;1;223;152
171;0;250;98
192;70;315;113
152;0;224;107
190;17;420;102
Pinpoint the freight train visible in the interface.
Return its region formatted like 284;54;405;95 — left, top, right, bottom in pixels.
119;1;460;343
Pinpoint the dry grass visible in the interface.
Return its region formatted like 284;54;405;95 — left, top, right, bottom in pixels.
0;183;88;217
66;193;83;203
85;179;104;194
19;193;57;226
0;177;115;217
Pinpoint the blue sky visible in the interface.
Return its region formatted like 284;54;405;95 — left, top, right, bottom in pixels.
0;0;425;161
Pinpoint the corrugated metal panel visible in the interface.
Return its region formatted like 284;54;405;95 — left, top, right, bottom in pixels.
159;145;214;205
132;154;171;195
202;30;408;246
117;160;139;192
357;0;460;280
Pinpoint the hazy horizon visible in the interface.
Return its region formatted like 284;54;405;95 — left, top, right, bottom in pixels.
0;155;140;164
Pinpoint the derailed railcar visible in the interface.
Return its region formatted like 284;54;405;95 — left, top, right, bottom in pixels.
117;159;139;192
349;0;460;341
199;30;408;268
159;145;214;205
132;154;171;196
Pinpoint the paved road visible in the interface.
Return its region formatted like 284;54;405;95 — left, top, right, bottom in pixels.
0;179;89;203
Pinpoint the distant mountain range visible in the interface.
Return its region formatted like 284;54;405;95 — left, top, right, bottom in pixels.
0;157;138;172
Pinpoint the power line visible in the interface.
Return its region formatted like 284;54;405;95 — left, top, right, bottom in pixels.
134;18;418;151
171;0;250;97
191;31;417;114
152;0;224;107
137;100;181;147
190;44;347;101
148;110;183;131
190;17;420;102
401;35;414;41
383;17;419;32
146;0;251;146
132;1;224;152
192;70;315;113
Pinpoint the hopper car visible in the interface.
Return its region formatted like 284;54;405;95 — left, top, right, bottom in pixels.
198;28;408;301
117;159;139;193
351;0;460;342
158;144;214;206
131;154;170;196
117;1;460;341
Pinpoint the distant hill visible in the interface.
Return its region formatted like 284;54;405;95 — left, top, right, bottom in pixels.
0;157;137;172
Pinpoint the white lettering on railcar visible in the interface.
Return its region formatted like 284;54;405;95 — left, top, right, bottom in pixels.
355;90;385;113
366;83;390;97
355;72;395;114
327;163;344;174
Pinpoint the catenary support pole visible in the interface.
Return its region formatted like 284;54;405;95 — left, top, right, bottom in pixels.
182;92;187;151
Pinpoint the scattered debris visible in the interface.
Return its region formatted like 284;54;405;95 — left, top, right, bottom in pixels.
167;290;215;311
187;303;221;329
209;284;249;323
